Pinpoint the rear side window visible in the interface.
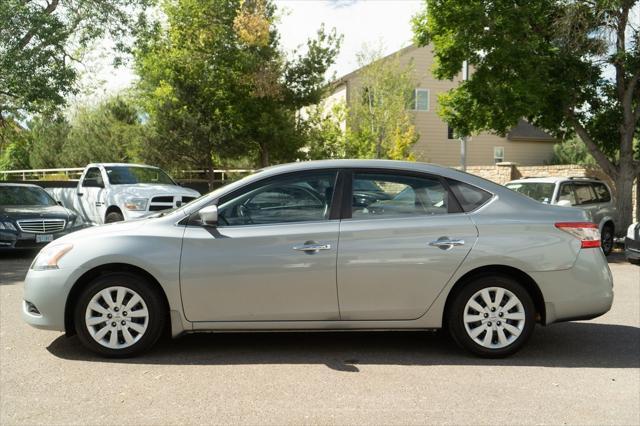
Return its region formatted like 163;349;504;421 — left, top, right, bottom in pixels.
573;183;597;205
446;179;492;212
351;172;451;219
592;183;611;202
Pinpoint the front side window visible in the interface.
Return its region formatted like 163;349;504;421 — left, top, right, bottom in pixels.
217;172;337;226
82;168;104;187
592;183;611;202
0;186;57;206
574;183;597;205
351;172;449;219
105;166;175;185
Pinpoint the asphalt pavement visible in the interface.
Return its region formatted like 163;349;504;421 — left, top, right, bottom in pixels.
1;250;638;425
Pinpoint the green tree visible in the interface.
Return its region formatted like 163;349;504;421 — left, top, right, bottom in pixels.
135;0;340;186
0;0;151;119
28;114;71;168
346;47;418;160
302;102;348;160
61;97;144;166
413;0;640;229
548;138;596;166
0;120;31;173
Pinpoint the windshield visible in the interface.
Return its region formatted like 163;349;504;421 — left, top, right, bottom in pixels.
105;166;176;185
0;186;57;206
506;182;556;204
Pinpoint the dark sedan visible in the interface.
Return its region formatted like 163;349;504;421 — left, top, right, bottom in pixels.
0;183;81;250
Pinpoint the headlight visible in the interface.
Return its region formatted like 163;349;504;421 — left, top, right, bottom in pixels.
0;221;17;231
123;197;148;211
628;223;639;239
31;244;73;270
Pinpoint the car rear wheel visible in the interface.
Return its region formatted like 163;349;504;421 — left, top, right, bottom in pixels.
601;225;614;256
448;275;535;358
74;272;166;357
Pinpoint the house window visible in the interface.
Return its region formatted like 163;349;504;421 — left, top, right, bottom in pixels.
447;125;456;139
494;146;505;163
412;89;429;111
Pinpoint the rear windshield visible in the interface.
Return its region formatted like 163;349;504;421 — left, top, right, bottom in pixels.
506;182;556;204
0;186;57;206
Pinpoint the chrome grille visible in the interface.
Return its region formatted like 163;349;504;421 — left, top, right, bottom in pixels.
149;195;176;211
182;196;196;203
17;219;66;234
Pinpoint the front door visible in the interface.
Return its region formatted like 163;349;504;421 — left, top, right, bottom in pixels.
78;167;107;224
337;171;478;320
180;171;341;322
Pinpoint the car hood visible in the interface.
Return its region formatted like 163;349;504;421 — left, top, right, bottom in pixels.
0;205;73;221
111;184;200;198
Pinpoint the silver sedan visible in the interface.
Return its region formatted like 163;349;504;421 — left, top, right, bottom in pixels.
22;160;613;358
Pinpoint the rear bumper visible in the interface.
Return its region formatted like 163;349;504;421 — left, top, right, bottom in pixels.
530;248;614;325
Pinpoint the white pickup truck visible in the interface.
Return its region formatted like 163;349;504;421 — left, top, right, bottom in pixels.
47;163;201;225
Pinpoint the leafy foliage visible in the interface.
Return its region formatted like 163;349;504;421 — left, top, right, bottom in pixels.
0;0;152;118
413;0;640;228
346;47;418;160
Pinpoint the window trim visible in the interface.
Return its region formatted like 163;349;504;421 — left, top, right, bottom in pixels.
342;168;463;220
412;88;430;112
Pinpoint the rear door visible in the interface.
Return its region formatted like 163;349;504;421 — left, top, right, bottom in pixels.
336;170;480;321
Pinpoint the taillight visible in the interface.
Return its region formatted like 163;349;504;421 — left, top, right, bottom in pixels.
555;222;601;248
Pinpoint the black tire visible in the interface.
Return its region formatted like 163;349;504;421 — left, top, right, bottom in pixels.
73;272;166;357
105;211;124;223
447;275;536;358
601;224;614;256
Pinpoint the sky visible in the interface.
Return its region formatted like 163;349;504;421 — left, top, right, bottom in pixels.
76;0;424;103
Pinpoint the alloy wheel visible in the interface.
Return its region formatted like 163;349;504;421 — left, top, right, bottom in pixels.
84;286;149;349
462;286;526;349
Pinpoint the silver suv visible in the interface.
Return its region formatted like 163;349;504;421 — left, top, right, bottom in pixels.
506;177;618;255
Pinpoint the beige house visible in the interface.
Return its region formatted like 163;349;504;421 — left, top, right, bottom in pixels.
327;45;557;167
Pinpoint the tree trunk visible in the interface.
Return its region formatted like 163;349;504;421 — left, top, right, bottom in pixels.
260;145;269;167
614;165;636;235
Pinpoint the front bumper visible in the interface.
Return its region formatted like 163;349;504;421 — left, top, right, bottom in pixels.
624;237;640;261
530;248;614;325
0;228;75;250
22;268;73;331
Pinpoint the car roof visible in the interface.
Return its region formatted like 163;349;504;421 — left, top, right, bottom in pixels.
88;163;160;168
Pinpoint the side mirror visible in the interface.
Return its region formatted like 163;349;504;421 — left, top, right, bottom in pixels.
557;199;572;207
198;205;218;226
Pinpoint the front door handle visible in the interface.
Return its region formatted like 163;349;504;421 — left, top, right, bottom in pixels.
428;237;465;250
95;202;104;207
293;242;332;253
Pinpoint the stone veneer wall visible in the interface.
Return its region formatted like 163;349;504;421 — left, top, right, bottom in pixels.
465;162;638;222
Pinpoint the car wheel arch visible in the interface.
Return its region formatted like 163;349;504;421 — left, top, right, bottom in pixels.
442;265;546;327
64;263;170;337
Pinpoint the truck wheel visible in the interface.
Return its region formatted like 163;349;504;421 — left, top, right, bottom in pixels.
105;211;124;223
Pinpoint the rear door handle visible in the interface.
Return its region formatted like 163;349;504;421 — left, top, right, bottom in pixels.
428;237;465;250
293;242;332;253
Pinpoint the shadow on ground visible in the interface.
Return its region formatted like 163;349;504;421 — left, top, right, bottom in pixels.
47;321;640;371
0;249;37;285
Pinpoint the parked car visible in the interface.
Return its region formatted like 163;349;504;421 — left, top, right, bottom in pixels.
0;183;81;250
23;160;613;358
505;177;618;255
47;163;201;225
625;222;639;264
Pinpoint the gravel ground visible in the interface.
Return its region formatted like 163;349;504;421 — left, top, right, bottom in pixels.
1;250;638;425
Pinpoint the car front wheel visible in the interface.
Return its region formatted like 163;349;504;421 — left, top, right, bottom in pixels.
74;272;166;357
448;276;535;358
